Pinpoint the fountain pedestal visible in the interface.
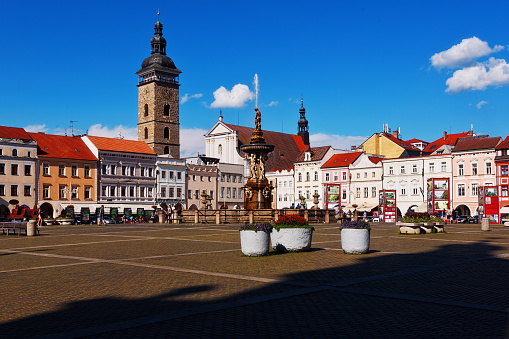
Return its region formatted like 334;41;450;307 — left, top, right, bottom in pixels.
242;108;275;210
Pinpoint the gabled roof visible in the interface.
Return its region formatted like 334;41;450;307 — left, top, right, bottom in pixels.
452;136;502;152
496;134;509;150
87;136;156;155
0;126;32;140
368;156;383;164
382;133;421;151
295;146;331;163
224;123;306;171
322;152;362;169
29;133;97;161
406;138;427;144
423;131;473;153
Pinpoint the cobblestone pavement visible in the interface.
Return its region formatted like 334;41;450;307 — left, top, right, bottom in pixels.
1;222;509;338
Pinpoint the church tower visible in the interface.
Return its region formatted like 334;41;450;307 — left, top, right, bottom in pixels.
297;98;310;146
136;17;182;157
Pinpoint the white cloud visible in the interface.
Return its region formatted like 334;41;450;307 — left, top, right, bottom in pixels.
210;84;254;108
181;93;203;104
476;100;488;109
266;101;279;107
445;57;509;93
87;124;138;140
310;133;368;150
24;124;48;133
180;128;206;158
431;37;503;69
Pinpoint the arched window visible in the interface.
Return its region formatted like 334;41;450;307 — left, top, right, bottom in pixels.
164;127;169;139
144;127;148;139
314;171;318;181
164;104;170;116
298;173;302;182
218;144;222;154
164;146;169;154
306;172;310;181
144;104;148;117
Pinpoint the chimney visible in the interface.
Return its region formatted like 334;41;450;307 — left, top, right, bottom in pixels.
443;131;447;140
393;130;399;139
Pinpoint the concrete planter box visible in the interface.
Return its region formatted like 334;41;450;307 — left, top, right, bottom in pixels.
27;220;37;236
341;228;370;254
271;227;313;252
434;222;446;233
421;222;435;234
240;230;270;256
397;222;422;234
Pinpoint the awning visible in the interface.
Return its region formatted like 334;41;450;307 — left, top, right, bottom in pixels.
500;206;509;214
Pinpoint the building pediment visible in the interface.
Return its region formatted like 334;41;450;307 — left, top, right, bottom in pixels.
205;121;235;137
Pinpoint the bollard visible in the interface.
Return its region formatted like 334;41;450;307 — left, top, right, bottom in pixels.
216;211;220;224
481;218;490;231
249;210;254;224
325;210;330;223
304;209;308;221
194;210;199;224
27;220;37;236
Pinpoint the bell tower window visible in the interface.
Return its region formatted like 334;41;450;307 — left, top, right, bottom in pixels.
164;146;169;154
164;104;170;116
144;104;148;117
164;127;169;139
144;128;148;139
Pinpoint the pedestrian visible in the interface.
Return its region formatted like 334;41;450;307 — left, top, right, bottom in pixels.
169;204;174;223
99;205;105;225
363;211;367;221
290;203;295;209
37;208;43;227
447;209;452;224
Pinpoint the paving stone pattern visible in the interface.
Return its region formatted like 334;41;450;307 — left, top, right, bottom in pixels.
1;223;508;338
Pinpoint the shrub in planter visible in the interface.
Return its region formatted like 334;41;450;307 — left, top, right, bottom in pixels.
240;223;273;256
272;215;314;252
340;220;371;254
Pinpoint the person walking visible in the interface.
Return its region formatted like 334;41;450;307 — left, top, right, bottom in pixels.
99;205;105;225
37;208;43;227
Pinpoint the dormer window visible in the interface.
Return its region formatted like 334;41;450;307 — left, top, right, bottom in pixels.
305;152;311;161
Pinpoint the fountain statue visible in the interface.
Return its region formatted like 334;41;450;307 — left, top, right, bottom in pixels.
242;108;275;209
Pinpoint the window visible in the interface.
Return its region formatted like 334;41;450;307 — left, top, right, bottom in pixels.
148;168;153;177
0;184;4;196
42;163;49;175
130;167;135;176
429;163;434;173
24;185;31;196
144;127;148;139
71;186;78;199
169;188;174;197
400;166;406;174
161;187;166;197
472;163;478;175
11;164;18;175
471;183;478;196
177;172;182;180
502;185;508;197
501;165;508;176
220;187;224;199
72;164;78;177
11;184;18;196
130;187;135;197
233;188;237;198
441;162;447;172
413;186;418;195
333;172;338;181
59;185;66;199
208;176;212;182
177;188;182;198
342;189;347;200
356;187;361;198
356;173;360;179
164;146;169;155
220;174;224;182
148;187;153;198
209;190;213;199
164;104;170;116
401;186;406;195
84;165;91;177
306;190;310;199
314;171;318;181
364;187;369;198
42;185;50;199
144;103;148;116
458;184;465;197
298;173;302;182
59;164;65;176
140;167;145;177
121;187;127;197
0;163;4;175
164;127;169;139
109;186;115;197
486;162;492;175
226;187;231;198
12;149;17;157
364;172;368;178
227;175;231;182
140;187;145;198
372;187;377;197
342;172;347;181
161;171;166;179
24;165;31;176
306;172;310;181
458;164;464;176
389;167;394;175
372;171;376;177
122;166;127;176
325;173;330;182
412;165;418;173
0;149;2;156
167;171;172;179
233;175;237;183
188;190;192;199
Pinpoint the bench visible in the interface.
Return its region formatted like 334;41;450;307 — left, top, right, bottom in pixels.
1;222;28;236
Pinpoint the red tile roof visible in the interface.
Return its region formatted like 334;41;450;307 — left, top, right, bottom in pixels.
382;133;420;151
496;134;509;150
295;146;332;163
87;136;156;155
224;124;305;171
368;156;384;164
423;131;473;153
452;136;502;152
29;133;98;161
0;126;32;140
322;152;362;168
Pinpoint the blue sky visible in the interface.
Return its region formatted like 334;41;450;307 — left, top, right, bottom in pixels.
1;0;509;157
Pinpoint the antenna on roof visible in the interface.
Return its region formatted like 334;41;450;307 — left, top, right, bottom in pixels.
70;121;78;136
118;132;124;139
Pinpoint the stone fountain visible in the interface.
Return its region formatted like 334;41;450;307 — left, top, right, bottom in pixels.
242;108;275;210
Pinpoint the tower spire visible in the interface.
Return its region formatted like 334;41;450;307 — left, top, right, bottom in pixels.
297;96;310;146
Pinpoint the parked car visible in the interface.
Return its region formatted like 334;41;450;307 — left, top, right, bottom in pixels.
457;215;470;223
468;216;479;224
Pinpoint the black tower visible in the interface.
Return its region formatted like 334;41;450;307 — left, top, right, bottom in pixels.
297;98;310;146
